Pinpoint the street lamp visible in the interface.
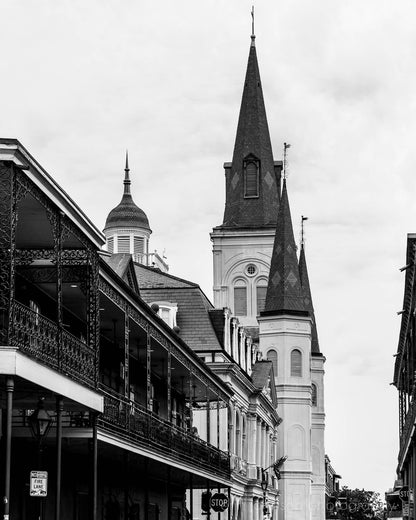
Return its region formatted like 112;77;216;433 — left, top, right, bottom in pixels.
261;456;287;520
28;397;53;520
29;398;53;443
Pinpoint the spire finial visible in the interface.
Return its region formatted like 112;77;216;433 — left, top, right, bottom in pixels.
301;215;308;248
283;142;291;179
251;6;256;46
123;150;131;195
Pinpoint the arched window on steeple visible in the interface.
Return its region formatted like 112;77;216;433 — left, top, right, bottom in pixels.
291;349;302;377
311;384;317;406
244;158;259;198
266;349;278;377
234;280;247;316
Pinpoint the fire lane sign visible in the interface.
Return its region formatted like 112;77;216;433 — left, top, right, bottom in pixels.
30;471;48;497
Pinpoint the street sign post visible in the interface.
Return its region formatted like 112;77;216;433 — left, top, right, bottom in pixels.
210;493;229;513
30;471;48;497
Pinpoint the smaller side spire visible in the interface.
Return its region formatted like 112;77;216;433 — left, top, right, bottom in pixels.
124;150;131;195
263;179;307;315
298;222;320;353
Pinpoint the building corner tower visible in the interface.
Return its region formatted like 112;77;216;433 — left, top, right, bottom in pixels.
210;32;282;328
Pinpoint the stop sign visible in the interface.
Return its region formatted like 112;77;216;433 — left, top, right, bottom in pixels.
210;493;229;512
399;486;410;503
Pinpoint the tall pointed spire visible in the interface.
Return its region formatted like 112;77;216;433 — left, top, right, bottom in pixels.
124;149;131;195
263;179;306;315
221;28;281;230
298;225;320;353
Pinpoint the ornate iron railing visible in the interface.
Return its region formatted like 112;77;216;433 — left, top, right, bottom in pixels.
398;397;416;463
98;388;230;480
10;300;96;387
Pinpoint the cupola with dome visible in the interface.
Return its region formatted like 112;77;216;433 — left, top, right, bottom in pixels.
103;153;168;272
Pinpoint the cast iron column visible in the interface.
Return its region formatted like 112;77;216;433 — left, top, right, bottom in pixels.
3;376;14;520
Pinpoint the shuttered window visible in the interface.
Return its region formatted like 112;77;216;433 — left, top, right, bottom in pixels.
256;285;267;314
267;349;278;376
291;349;302;377
117;235;130;253
134;236;144;255
244;161;259;197
107;236;114;253
234;286;247;316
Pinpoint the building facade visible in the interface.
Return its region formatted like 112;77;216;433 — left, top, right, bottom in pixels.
0;139;232;520
393;232;416;519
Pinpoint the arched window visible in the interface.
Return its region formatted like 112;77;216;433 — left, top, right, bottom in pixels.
311;384;317;406
244;159;259;197
291;349;302;377
234;280;247;316
256;284;267;314
266;349;278;377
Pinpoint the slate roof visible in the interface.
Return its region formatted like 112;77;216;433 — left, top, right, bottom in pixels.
135;264;222;352
263;180;307;315
104;158;151;232
103;253;140;295
299;245;320;354
220;36;280;230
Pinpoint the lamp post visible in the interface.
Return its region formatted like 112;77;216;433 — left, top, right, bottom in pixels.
261;456;287;520
261;470;269;519
29;398;53;520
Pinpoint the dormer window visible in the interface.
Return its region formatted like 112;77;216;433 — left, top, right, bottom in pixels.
244;157;259;198
152;301;178;328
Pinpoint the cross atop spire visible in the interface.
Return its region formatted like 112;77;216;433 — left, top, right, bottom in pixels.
124;150;131;195
251;6;256;46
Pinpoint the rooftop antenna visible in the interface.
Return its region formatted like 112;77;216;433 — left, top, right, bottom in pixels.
283;142;291;179
251;6;255;45
301;215;309;248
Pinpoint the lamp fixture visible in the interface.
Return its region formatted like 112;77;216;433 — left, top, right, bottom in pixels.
29;398;53;442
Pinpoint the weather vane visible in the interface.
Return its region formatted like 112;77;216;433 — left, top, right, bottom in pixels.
283;142;291;179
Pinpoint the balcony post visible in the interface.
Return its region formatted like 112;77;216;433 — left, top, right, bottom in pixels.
0;162;16;345
167;350;172;422
124;313;130;398
146;333;152;410
55;396;63;520
91;412;98;520
206;390;210;445
55;213;63;369
3;376;14;520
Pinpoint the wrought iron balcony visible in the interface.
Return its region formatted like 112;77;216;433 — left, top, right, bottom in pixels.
10;300;96;387
399;396;416;463
98;388;230;480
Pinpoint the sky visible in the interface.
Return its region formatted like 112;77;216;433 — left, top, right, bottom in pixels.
2;0;415;497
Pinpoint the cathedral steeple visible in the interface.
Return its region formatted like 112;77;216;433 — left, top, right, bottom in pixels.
220;33;281;229
263;179;307;315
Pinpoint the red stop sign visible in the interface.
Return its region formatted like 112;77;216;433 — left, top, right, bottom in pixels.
210;493;229;512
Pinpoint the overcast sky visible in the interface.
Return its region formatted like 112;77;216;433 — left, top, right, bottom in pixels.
3;0;414;497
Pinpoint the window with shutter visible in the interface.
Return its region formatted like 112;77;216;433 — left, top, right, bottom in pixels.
256;285;267;314
244;160;259;197
117;235;130;253
234;286;247;316
291;349;302;377
267;349;278;376
107;236;114;253
134;236;144;255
